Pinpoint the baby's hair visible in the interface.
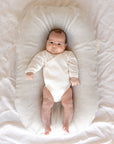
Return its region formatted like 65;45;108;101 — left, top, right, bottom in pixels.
47;28;67;43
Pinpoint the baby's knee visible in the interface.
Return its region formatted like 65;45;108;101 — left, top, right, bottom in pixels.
62;99;73;108
42;97;54;108
62;97;73;108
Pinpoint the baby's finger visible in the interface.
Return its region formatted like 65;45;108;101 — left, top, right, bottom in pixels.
72;82;77;86
26;75;30;80
26;75;33;80
30;76;34;80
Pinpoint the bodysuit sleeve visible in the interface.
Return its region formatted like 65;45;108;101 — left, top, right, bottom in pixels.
25;51;46;73
68;51;79;78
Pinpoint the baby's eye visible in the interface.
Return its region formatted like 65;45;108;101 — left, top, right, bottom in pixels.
58;43;61;45
50;41;53;44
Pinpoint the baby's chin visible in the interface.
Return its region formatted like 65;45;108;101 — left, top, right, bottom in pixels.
47;50;64;55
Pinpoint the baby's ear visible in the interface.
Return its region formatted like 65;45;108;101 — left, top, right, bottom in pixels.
65;43;67;48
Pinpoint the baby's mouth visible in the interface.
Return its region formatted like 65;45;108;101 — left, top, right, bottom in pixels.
52;48;57;53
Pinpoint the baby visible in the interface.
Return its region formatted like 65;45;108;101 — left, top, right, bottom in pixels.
25;29;80;135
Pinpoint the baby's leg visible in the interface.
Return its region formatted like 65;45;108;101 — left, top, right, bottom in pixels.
61;87;73;133
41;87;54;135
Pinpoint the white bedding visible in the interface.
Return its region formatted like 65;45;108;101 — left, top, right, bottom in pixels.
16;3;98;136
0;0;113;144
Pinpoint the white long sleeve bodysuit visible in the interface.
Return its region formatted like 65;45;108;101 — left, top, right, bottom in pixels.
25;50;78;102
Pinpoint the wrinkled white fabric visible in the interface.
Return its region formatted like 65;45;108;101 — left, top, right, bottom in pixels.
0;0;113;144
25;50;78;102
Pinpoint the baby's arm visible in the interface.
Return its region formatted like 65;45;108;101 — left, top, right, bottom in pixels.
68;51;80;86
25;51;46;80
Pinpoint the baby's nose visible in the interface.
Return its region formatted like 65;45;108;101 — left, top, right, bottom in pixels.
53;43;56;47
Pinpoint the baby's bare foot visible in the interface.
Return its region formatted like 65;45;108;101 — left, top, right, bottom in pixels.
63;125;69;133
45;127;51;135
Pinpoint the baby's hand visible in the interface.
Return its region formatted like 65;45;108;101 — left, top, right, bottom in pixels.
70;77;80;86
26;72;34;80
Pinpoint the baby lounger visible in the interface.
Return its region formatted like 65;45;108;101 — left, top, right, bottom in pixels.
16;4;98;136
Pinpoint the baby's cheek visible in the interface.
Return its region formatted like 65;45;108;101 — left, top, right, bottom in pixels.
46;45;51;50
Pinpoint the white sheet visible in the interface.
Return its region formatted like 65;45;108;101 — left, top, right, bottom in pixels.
0;0;113;143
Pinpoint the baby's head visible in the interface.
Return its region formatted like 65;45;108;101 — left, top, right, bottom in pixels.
46;29;67;54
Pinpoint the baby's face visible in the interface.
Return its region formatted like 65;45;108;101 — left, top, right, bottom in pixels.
46;31;67;54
